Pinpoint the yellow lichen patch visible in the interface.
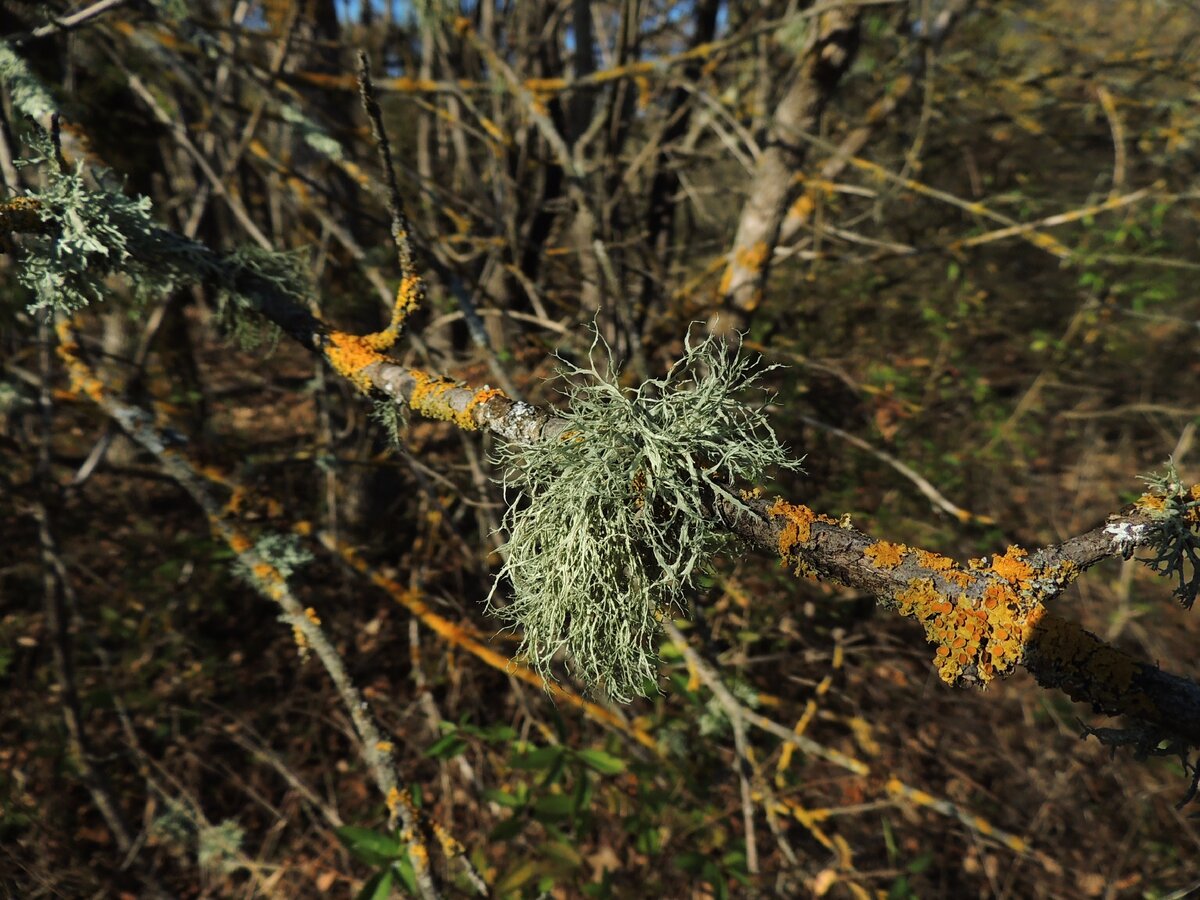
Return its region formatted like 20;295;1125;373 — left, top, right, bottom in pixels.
635;74;652;110
945;569;973;589
766;499;839;578
990;545;1033;584
408;840;429;871
225;485;248;515
251;562;283;584
58;346;108;404
408;371;499;431
915;549;956;572
890;569;1045;685
1136;491;1167;514
376;741;393;754
523;77;569;93
228;532;253;554
787;193;815;224
408;369;460;422
326;330;385;393
390;274;424;326
462;386;505;428
304;607;321;627
718;241;770;300
863;541;908;570
431;820;464;858
768;498;816;546
736;240;769;274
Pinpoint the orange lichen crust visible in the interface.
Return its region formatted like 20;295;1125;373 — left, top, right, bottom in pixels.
886;543;1087;686
325;330;386;393
767;499;840;575
359;274;425;353
863;541;908;570
55;320;108;403
1135;491;1168;515
718;240;770;308
892;573;1047;685
915;549;973;588
407;371;504;431
990;545;1034;584
463;386;505;426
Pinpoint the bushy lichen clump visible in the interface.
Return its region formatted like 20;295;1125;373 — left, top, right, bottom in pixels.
489;332;801;702
12;136;207;313
6;133;312;325
1138;462;1200;607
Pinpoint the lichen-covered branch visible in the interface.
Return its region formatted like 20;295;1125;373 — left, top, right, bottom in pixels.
54;322;445;900
5;174;1197;745
713;9;861;331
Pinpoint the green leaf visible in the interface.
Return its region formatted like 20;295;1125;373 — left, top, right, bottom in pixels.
355;868;394;900
392;857;418;895
541;839;584;869
480;723;518;743
576;749;626;775
511;745;565;771
336;826;402;868
532;793;574;822
489;817;526;841
423;734;467;759
494;858;541;894
907;852;933;874
483;789;523;809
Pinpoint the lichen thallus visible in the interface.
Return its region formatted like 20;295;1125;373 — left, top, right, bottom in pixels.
487;329;803;703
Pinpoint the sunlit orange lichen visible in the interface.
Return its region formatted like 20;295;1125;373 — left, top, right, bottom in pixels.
462;386;505;427
915;550;955;572
408;370;460;422
767;499;839;578
228;532;253;554
887;561;1049;686
863;541;908;570
326;330;384;393
407;372;501;430
1136;492;1167;514
990;545;1034;584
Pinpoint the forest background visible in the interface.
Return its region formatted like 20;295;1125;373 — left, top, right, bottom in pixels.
2;0;1200;897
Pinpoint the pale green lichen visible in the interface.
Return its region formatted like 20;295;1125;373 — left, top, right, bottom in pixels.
8;132;313;330
1138;460;1200;607
280;102;346;162
11;134;201;313
0;39;57;121
488;330;802;703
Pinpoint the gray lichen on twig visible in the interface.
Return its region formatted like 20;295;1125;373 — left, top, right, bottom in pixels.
488;330;802;702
